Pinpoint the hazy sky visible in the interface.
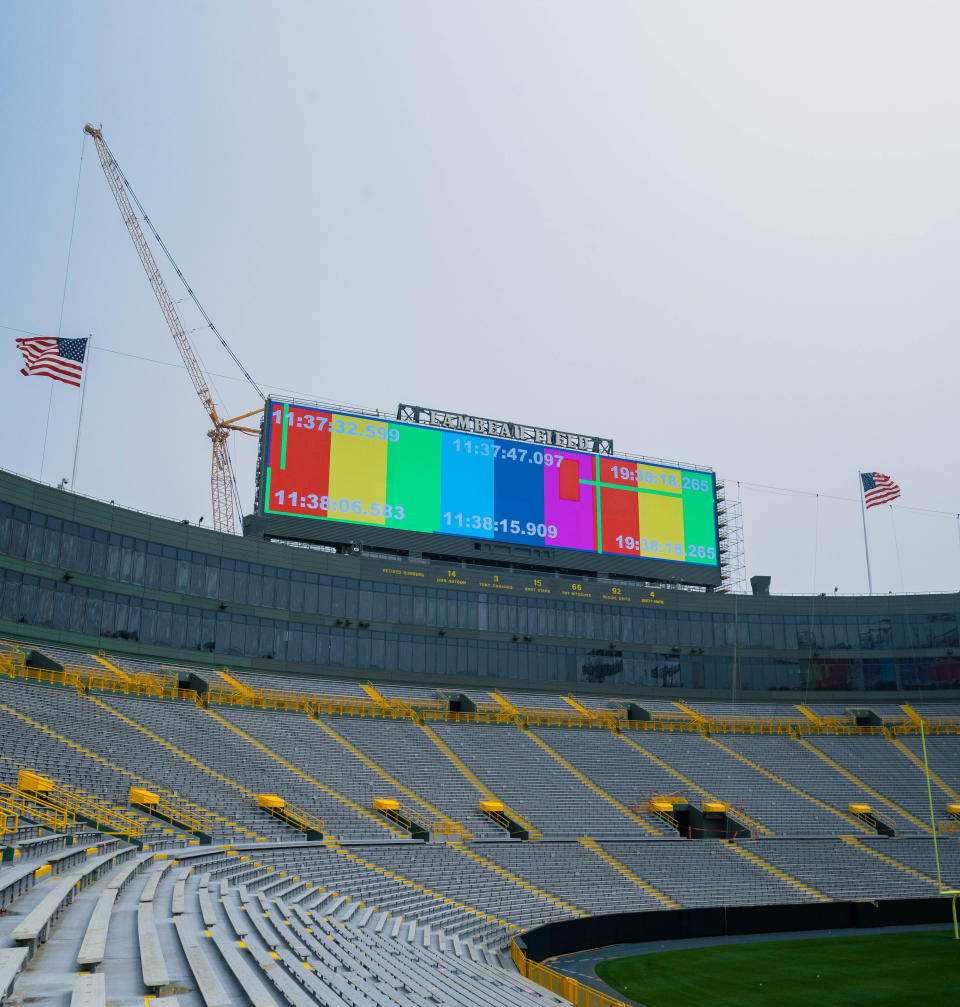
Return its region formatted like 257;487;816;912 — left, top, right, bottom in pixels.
1;1;958;596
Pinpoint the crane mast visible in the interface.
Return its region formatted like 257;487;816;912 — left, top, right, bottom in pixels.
83;124;261;534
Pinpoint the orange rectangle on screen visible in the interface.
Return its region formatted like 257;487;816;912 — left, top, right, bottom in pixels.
558;458;580;501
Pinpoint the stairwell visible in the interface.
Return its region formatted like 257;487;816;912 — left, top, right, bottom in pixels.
577;837;679;908
726;842;831;901
310;716;471;840
617;731;773;837
417;722;542;839
840;835;942;890
90;697;273;840
884;730;960;804
794;736;931;833
203;707;406;839
522;728;663;836
705;734;869;833
0;698;210;845
448;842;586;917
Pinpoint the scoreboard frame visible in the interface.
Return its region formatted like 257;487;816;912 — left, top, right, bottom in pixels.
248;400;723;589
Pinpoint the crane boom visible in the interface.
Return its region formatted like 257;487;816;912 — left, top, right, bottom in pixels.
84;124;259;534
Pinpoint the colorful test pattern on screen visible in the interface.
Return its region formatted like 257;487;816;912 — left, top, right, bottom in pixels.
263;402;719;567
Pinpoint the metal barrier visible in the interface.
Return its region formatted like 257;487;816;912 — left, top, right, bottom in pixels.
17;777;145;842
0;781;75;832
0;805;18;837
511;940;630;1007
2;644;959;736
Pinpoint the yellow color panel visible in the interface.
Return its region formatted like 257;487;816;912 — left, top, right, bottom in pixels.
634;464;683;496
636;493;685;559
327;419;389;526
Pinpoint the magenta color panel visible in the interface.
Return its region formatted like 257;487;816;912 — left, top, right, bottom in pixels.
544;451;596;551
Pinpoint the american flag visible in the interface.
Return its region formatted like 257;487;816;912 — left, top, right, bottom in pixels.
16;336;87;387
861;472;900;509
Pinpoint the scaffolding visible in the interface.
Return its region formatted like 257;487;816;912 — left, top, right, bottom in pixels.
717;481;747;593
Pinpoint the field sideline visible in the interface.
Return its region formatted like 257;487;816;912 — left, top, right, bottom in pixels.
593;930;959;1007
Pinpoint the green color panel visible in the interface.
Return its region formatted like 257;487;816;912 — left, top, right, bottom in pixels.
279;404;289;469
682;473;718;565
385;423;442;533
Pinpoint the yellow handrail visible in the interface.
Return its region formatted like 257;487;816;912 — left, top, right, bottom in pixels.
0;805;18;837
17;777;144;840
0;782;74;831
0;643;959;736
512;940;630;1007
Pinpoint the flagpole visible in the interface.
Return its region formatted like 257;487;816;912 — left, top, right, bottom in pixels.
38;383;55;483
859;471;874;596
70;334;91;490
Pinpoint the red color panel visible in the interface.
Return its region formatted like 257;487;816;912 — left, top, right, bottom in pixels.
599;485;639;556
268;408;331;515
599;458;638;488
558;458;580;501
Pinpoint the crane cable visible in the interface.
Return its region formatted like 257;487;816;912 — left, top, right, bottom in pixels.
95;133;265;403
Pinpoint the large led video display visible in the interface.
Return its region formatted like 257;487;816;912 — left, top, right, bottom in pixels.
261;401;720;572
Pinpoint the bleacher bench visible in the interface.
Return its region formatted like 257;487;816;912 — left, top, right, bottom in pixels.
0;947;28;1006
11;872;84;955
76;888;117;971
12;849;131;956
137;902;169;994
173;914;231;1007
0;863;37;911
12;833;68;860
70;971;105;1007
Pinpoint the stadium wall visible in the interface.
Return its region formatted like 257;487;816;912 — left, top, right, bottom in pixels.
0;470;957;698
516;897;956;965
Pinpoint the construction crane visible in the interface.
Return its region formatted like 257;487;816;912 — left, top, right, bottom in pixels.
83;124;263;534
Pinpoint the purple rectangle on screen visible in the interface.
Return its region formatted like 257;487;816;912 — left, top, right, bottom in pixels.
544;451;596;551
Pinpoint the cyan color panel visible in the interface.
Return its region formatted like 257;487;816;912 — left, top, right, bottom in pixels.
440;432;494;539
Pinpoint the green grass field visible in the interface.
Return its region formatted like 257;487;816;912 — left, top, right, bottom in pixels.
594;930;959;1007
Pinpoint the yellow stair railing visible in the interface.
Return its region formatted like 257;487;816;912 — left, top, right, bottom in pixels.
673;702;710;727
360;682;388;706
561;696;596;718
489;692;521;716
17;771;145;842
0;806;17;837
92;654;136;683
0;782;74;832
795;704;824;726
205;667;255;698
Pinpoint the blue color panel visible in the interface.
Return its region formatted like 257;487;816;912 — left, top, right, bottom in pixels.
493;439;545;543
440;432;495;539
